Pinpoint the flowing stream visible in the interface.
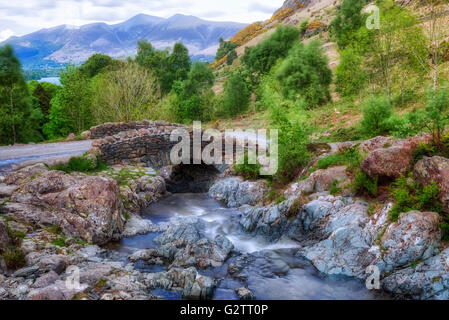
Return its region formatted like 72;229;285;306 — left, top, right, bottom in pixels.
110;193;389;300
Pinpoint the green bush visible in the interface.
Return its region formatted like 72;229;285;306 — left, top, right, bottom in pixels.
243;25;300;76
276;41;332;109
330;179;342;195
2;246;26;270
330;0;366;49
335;47;366;96
360;96;393;137
220;72;250;117
51;155;107;173
271;108;310;183
390;174;442;222
352;171;378;197
233;152;262;180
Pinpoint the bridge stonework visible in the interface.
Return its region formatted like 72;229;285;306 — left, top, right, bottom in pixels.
89;121;188;168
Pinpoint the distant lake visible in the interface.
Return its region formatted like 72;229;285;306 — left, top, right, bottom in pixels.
38;77;61;85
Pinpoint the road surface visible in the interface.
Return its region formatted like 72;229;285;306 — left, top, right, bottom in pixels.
0;140;93;173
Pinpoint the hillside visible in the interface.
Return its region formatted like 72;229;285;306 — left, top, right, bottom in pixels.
209;0;449;143
0;13;246;74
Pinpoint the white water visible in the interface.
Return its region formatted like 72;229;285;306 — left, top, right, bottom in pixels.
118;193;390;300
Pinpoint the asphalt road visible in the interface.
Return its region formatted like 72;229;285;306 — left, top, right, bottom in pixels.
0;140;93;173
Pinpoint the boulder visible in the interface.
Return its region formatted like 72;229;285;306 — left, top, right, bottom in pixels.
146;267;216;299
382;247;449;299
0;184;18;198
361;146;413;179
240;199;294;241
298;197;376;278
122;215;154;238
155;220;233;268
7;170;124;245
285;166;348;198
32;271;60;289
381;211;441;271
360;135;432;180
28;280;87;300
209;177;268;208
37;255;68;274
2;163;48;185
414;156;449;213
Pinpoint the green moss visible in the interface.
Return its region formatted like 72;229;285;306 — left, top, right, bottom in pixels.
51;237;67;247
45;225;63;235
95;278;108;288
104;167;154;186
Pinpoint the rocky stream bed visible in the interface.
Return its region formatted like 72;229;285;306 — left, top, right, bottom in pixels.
1;134;449;300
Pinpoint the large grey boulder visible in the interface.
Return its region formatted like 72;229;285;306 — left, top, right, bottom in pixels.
382;247;449;300
297;196;377;278
239;199;295;242
209;177;268;208
380;211;441;272
146;267;216;300
154;219;233;269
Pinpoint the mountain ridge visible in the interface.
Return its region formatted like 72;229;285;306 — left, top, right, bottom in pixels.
1;13;247;72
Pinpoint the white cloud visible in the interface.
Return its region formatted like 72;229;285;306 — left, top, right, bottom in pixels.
0;0;286;36
0;29;14;42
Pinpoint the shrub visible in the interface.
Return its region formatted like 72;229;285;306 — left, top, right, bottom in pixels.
233;152;262;180
242;25;300;76
221;72;250;117
51;155;107;173
330;179;342;195
390;174;442;222
271;108;310;183
276;41;332;108
330;0;365;49
335;47;366;96
2;246;26;270
352;171;378;197
360;96;393;137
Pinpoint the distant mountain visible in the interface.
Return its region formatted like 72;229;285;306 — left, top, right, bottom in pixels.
1;14;247;73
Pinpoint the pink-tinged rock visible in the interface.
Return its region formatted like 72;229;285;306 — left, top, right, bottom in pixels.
360;135;432;153
3;163;49;185
381;210;441;270
28;280;87;300
32;271;60;289
285;166;348;198
414;156;449;213
9;170;124;245
360;136;393;153
361;146;413;179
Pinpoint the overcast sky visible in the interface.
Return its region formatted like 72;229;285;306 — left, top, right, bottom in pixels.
0;0;285;41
